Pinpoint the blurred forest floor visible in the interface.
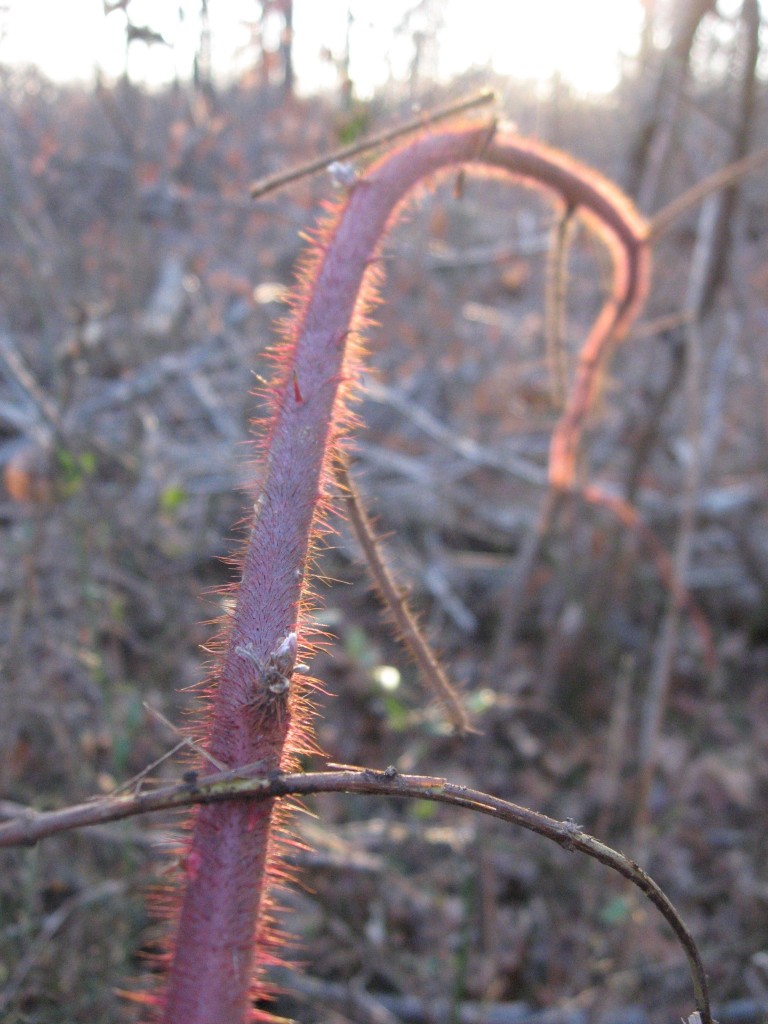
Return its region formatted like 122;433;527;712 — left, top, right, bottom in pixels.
1;52;768;1024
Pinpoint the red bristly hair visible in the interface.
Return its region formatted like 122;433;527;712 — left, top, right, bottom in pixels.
150;119;650;1023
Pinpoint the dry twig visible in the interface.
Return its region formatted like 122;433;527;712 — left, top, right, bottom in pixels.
249;89;496;199
0;765;712;1024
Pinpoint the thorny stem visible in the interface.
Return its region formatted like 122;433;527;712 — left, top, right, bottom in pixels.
490;130;768;659
9;95;757;1024
0;767;711;1024
337;457;472;733
163;118;652;1020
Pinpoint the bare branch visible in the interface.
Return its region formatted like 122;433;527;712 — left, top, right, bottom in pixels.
249;89;496;199
648;143;768;242
0;765;711;1024
544;206;576;407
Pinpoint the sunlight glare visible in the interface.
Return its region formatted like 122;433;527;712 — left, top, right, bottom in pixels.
0;0;645;98
438;0;645;97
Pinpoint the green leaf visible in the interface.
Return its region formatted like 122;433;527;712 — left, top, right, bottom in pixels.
56;447;97;495
160;484;187;513
599;896;630;925
409;799;437;820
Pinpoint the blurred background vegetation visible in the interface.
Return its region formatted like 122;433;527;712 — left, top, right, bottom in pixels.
1;2;768;1022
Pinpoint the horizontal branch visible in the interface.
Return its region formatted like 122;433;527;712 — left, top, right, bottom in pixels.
248;88;496;198
0;765;710;1024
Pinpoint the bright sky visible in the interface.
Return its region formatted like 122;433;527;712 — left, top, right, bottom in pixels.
0;0;646;98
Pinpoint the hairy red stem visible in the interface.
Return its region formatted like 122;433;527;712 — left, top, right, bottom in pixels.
159;120;650;1022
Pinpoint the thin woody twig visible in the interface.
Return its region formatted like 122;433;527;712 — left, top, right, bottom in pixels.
544;206;576;407
635;195;714;842
648;142;768;241
0;333;62;440
249;89;496;199
108;739;192;796
0;766;711;1024
580;482;715;669
628;309;694;341
337;456;472;734
142;701;227;771
491;488;566;673
363;378;546;486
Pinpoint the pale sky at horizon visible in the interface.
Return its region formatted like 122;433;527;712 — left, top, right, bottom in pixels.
0;0;648;98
